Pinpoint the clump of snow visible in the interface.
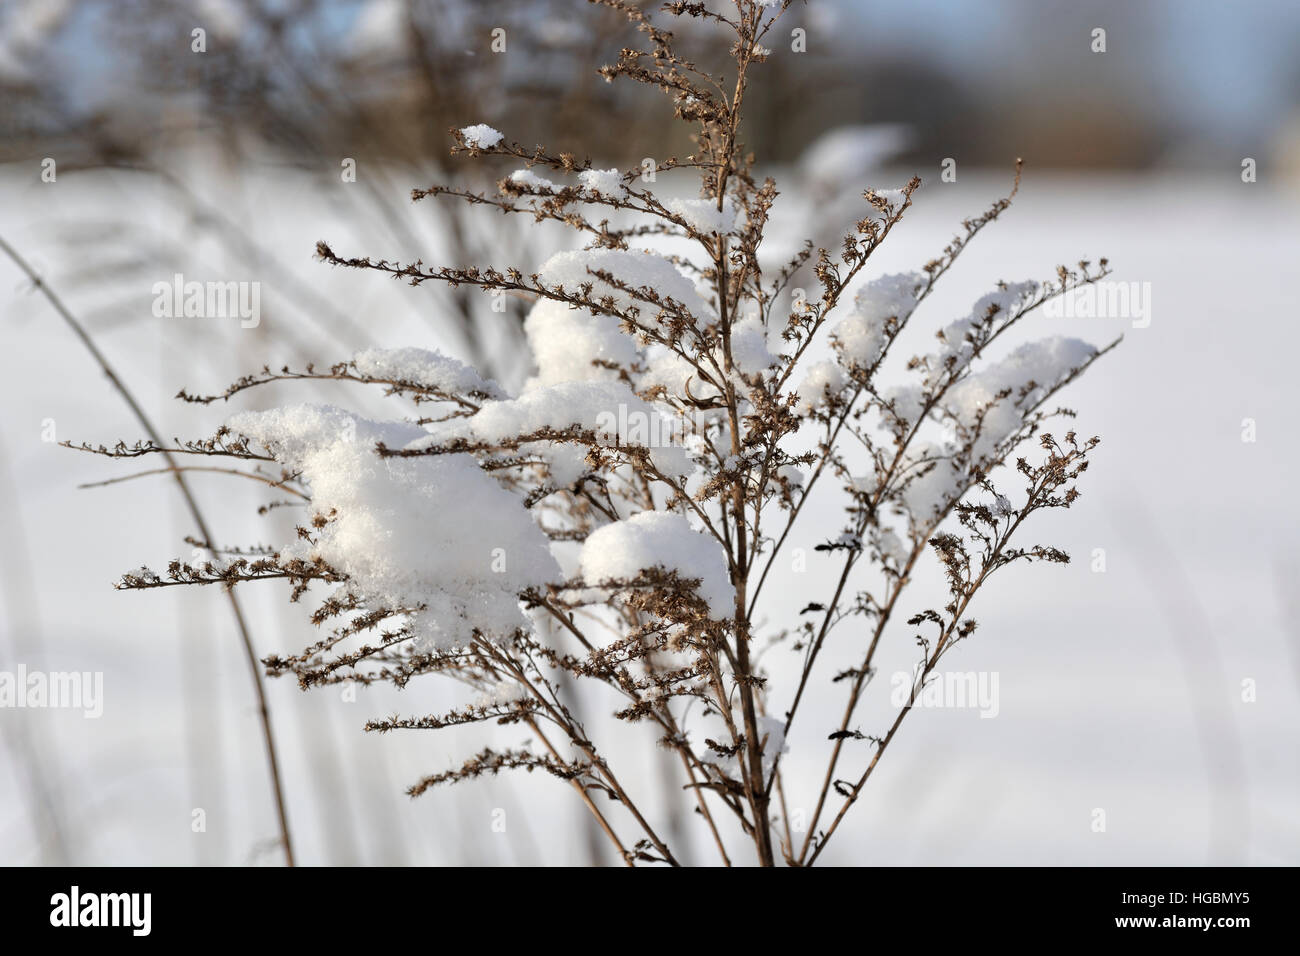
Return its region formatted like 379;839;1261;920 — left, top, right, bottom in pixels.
517;441;591;489
508;168;557;191
463;381;620;441
577;168;626;197
637;348;707;400
353;346;503;398
474;678;528;709
898;336;1097;524
227;404;559;648
849;472;877;495
945;336;1097;457
418;380;693;477
831;272;923;371
460;124;503;148
523;298;640;388
884;383;925;427
874;527;908;568
793;360;847;414
579;511;735;619
729;316;779;375
667;197;741;235
713;715;787;779
862;187;908;219
929;281;1039;380
777;464;804;489
537;248;708;321
898;441;963;525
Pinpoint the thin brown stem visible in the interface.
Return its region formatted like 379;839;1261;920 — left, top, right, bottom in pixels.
0;234;296;867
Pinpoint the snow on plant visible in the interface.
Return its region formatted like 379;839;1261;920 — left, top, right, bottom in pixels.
79;0;1117;867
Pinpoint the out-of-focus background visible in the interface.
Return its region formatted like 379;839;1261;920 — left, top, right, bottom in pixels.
1;0;1297;866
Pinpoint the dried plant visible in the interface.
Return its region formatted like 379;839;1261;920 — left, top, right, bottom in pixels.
80;0;1117;866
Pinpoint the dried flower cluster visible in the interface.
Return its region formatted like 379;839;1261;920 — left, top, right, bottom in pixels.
82;0;1116;866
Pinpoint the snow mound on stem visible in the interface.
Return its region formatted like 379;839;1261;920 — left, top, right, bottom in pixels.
353;346;503;398
523;298;641;388
579;511;735;619
831;272;924;372
460;124;503;148
414;381;694;478
537;248;708;322
228;404;559;648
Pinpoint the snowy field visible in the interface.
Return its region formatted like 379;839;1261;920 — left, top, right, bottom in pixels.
1;158;1296;865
